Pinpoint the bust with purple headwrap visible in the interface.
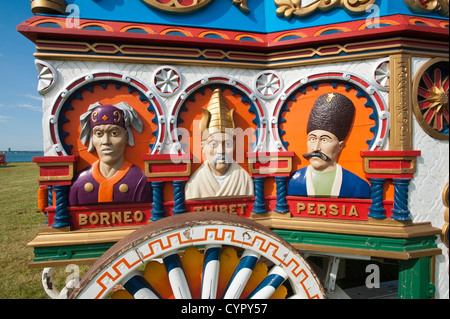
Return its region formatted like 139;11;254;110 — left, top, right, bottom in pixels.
69;102;151;206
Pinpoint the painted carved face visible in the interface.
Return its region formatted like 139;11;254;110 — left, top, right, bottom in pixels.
306;129;344;172
202;132;234;176
92;124;128;167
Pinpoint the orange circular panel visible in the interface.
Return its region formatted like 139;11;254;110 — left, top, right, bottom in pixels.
62;83;158;172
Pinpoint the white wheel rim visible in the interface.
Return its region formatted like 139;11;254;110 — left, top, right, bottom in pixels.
73;213;325;299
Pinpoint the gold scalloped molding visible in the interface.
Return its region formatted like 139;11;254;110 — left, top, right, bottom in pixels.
274;0;376;19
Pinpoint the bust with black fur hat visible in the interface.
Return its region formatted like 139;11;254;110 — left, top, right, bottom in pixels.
287;93;370;198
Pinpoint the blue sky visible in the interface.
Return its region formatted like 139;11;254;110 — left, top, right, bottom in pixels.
0;2;42;151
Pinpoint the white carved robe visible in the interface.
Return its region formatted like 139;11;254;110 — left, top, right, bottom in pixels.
185;161;254;201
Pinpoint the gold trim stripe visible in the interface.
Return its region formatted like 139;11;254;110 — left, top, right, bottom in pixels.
34;49;449;71
35;37;448;69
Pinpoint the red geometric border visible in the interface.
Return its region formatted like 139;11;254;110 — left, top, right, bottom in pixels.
91;225;324;299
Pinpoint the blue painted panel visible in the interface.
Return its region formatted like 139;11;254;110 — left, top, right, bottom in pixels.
60;0;447;33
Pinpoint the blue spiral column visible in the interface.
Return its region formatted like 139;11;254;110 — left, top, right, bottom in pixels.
52;185;71;228
172;180;186;215
151;181;165;221
391;178;412;222
274;176;290;214
46;185;53;222
47;186;53;207
368;178;387;219
252;177;266;214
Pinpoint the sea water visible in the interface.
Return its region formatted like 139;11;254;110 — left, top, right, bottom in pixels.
1;152;44;163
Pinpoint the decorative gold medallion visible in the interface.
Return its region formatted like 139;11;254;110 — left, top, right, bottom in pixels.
119;184;129;193
140;0;213;14
84;183;94;192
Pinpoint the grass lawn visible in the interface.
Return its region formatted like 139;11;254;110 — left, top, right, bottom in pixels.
0;162;50;299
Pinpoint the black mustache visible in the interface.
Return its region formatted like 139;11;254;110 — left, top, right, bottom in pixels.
303;152;331;162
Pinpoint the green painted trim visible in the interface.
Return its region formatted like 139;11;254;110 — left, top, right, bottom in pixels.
33;242;115;263
273;229;438;253
398;257;435;299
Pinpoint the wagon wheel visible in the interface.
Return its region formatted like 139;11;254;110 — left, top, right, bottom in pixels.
70;212;326;299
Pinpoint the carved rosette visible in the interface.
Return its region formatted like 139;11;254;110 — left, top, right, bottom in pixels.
255;71;282;99
152;66;182;96
373;59;390;92
412;58;449;140
35;60;57;95
274;0;377;19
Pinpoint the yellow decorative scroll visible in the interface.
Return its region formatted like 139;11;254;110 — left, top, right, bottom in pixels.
140;0;213;14
31;0;67;15
404;0;449;17
232;0;250;13
274;0;376;19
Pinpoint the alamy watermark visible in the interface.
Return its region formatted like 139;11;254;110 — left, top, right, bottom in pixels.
66;4;80;28
366;264;381;289
366;4;381;29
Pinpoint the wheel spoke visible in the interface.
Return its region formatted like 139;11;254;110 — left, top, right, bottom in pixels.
163;252;192;299
247;266;288;299
123;271;161;299
201;245;221;299
223;249;260;299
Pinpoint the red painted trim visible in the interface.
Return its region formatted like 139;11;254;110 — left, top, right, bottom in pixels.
18;14;449;52
146;177;190;182
45;195;394;228
246;151;295;158
364;174;415;179
143;154;192;160
361;150;422;157
32;155;78;163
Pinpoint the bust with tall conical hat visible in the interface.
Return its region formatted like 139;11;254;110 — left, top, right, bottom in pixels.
184;87;254;200
200;88;235;140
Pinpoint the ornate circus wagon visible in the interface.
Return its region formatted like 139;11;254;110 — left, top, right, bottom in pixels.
20;0;448;299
